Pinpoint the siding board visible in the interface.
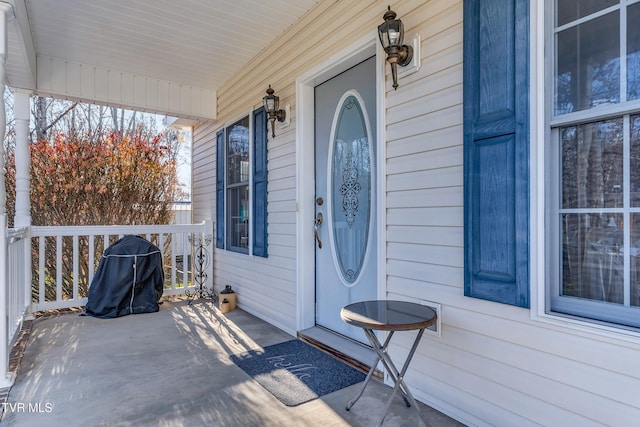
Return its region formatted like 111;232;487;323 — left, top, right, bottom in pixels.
387;146;462;175
387;259;463;287
387;166;463;192
386;105;463;142
387;125;463;158
386;187;463;209
387;225;463;247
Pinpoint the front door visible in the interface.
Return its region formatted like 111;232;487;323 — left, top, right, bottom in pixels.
314;56;377;343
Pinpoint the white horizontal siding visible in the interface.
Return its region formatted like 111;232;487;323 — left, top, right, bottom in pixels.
387;224;463;247
388;259;463;288
387;125;463;158
191;121;217;225
191;0;640;425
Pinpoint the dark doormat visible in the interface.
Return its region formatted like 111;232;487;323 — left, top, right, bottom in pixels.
230;339;366;407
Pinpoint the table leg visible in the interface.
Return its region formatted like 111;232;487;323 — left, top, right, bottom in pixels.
346;329;395;411
346;328;430;427
376;328;429;427
362;329;411;407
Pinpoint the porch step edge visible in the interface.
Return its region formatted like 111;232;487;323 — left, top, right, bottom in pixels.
298;326;382;379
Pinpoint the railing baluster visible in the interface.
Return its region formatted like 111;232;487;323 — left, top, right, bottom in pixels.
8;244;15;331
73;235;79;301
182;232;188;290
56;236;62;303
171;232;177;289
88;234;95;285
39;236;45;305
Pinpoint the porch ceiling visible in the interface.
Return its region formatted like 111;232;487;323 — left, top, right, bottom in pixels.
4;0;320;118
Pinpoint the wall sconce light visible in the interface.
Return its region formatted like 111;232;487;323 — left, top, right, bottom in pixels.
378;6;413;90
263;85;286;138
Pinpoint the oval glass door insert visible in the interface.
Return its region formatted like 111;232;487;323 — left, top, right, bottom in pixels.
330;94;372;284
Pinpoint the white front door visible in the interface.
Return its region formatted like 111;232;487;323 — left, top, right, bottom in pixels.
314;56;377;343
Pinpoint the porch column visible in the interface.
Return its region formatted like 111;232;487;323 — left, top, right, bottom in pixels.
13;89;33;319
0;1;15;388
13;89;31;228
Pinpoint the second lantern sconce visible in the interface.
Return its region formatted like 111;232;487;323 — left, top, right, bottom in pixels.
263;85;286;138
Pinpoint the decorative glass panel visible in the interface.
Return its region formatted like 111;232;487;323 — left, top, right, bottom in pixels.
331;95;371;284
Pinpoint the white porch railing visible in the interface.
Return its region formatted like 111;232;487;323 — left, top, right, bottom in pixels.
6;227;29;340
0;227;30;387
30;221;215;312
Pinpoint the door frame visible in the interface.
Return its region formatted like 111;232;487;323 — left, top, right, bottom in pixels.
295;33;387;332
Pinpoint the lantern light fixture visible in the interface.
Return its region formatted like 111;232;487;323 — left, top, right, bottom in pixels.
263;85;286;138
378;5;413;90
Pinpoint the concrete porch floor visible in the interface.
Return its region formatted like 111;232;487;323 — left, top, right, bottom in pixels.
1;298;465;427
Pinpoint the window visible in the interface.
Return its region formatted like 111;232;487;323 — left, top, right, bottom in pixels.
215;108;268;256
226;116;250;252
548;0;640;328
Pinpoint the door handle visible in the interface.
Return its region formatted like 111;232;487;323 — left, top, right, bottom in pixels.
314;212;323;249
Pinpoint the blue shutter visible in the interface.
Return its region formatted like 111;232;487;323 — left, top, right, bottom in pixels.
252;107;268;257
463;0;529;307
215;129;225;249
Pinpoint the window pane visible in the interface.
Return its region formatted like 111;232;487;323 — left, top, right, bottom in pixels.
630;115;640;206
562;213;624;304
227;185;249;250
561;119;623;209
557;0;618;27
631;213;640;307
628;3;640;100
556;11;620;115
226;117;249;185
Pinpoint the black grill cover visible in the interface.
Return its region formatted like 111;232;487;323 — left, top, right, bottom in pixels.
84;235;164;318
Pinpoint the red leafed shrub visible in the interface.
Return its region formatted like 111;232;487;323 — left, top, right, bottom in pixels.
7;129;183;226
4;129;185;301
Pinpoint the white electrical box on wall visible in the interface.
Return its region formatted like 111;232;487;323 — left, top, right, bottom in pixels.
420;299;442;338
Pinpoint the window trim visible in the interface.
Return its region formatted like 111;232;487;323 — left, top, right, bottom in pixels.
217;110;257;256
225;113;252;254
534;0;640;340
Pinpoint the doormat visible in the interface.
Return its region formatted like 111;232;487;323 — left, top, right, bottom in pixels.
230;339;365;407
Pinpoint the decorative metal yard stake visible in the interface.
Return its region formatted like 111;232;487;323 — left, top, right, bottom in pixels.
186;232;214;304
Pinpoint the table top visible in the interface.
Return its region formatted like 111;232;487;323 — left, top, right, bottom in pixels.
340;300;437;331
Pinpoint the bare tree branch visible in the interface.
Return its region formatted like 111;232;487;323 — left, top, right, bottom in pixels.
31;99;79;140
